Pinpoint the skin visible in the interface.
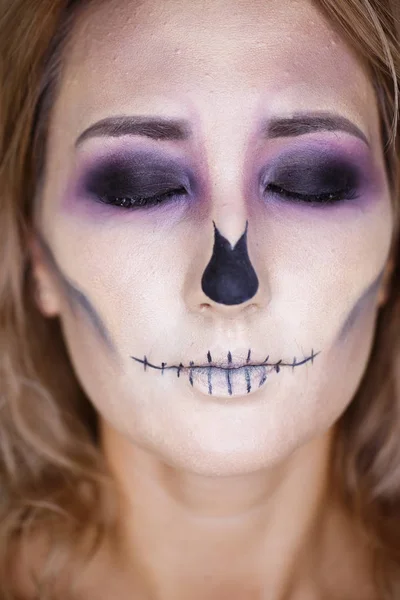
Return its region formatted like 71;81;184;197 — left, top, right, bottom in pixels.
29;0;394;597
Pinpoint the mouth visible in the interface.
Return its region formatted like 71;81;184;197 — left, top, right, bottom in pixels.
130;348;319;397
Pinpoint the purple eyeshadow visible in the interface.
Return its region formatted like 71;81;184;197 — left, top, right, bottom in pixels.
259;142;378;206
263;154;360;197
79;150;196;205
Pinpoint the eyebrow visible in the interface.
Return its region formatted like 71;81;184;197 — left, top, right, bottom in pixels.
75;111;369;147
265;112;369;146
75;116;191;146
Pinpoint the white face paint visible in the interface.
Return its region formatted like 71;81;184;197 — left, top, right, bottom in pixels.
34;0;393;476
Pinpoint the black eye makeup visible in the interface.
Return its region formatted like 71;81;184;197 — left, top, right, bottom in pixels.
261;150;363;206
80;151;194;210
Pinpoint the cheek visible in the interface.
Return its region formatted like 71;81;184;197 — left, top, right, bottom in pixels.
311;297;379;437
257;187;392;335
50;218;188;357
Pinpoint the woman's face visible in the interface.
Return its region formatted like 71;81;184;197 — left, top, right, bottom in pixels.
33;0;393;475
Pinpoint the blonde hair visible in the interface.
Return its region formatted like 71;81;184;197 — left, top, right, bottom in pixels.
0;0;399;597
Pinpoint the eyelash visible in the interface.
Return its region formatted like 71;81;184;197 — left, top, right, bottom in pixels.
265;183;358;204
99;181;357;209
99;186;188;209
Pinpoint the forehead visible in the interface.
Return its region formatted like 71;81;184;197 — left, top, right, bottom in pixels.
52;0;378;148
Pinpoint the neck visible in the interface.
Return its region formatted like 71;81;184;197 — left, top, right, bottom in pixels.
99;422;334;600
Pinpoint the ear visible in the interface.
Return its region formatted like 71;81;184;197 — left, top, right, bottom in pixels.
377;257;395;308
27;231;62;318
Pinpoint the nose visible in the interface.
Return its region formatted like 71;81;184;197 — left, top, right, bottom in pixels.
201;220;259;305
183;217;271;318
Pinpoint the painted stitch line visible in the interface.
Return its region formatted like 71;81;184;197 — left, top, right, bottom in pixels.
259;366;267;387
131;350;319;373
226;351;233;394
245;367;252;393
207;351;213;395
130;349;319;396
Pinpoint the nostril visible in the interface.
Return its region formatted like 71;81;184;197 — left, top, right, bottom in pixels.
199;302;212;311
244;303;259;315
198;301;259;315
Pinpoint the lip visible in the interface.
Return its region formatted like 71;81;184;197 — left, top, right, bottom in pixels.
131;349;318;398
189;363;273;398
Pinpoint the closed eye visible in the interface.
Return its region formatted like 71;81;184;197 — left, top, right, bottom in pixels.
99;186;189;209
262;153;362;206
265;182;358;204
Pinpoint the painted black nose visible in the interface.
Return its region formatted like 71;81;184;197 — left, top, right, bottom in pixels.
201;221;259;306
